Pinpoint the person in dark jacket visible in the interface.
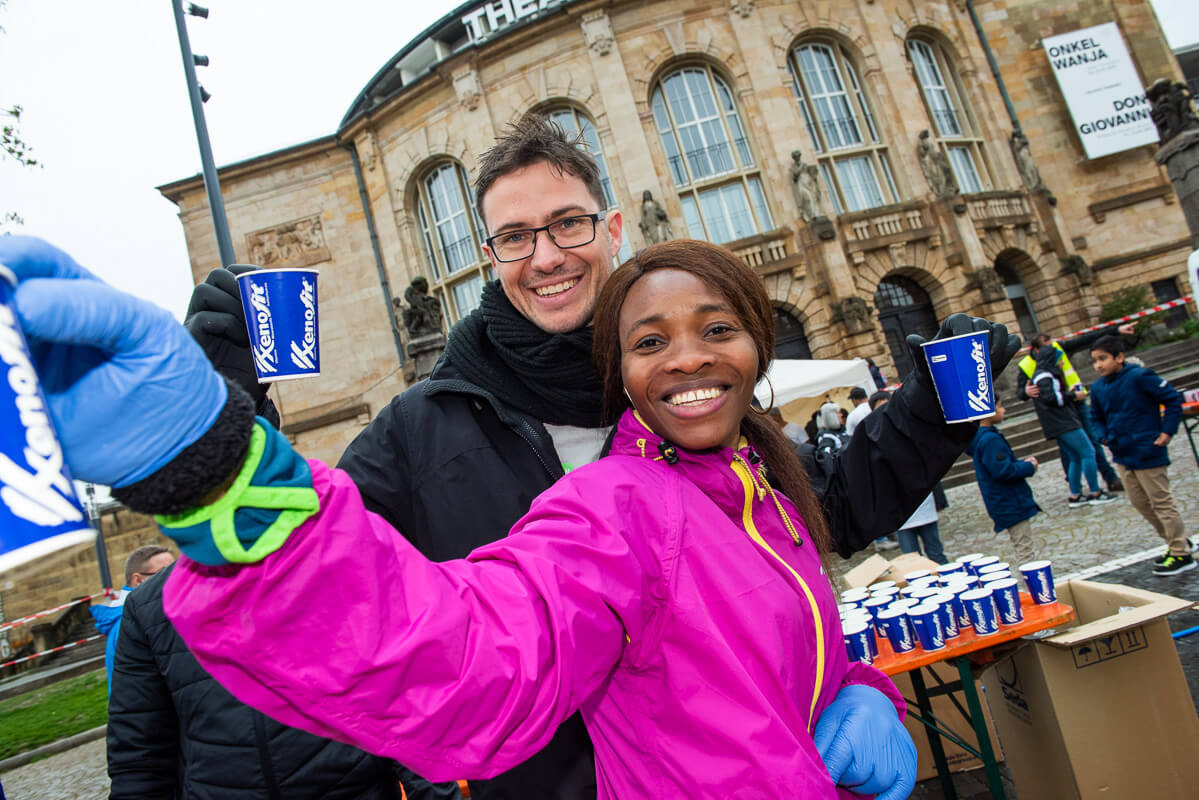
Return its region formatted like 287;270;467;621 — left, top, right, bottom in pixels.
1024;347;1116;507
1089;335;1194;576
107;561;405;800
967;395;1041;563
183;115;1020;799
1017;324;1135;493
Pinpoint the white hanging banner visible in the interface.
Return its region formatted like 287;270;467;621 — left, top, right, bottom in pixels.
1043;21;1158;159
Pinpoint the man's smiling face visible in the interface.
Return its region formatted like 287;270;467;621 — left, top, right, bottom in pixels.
481;161;622;334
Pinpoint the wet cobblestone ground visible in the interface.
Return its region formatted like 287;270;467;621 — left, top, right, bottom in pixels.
5;435;1197;799
0;737;107;800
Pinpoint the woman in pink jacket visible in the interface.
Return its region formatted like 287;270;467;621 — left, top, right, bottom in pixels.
5;237;920;798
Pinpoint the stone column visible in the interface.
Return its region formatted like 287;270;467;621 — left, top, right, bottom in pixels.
1156;129;1199;249
405;332;447;383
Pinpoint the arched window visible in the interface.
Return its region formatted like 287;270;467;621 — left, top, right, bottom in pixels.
788;40;899;214
545;106;633;263
413;161;489;321
651;65;774;244
907;37;990;194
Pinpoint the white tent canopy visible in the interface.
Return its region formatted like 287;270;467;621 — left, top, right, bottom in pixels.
755;358;877;427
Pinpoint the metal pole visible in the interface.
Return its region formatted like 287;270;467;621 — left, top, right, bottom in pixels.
86;485;114;589
966;0;1023;135
171;0;236;267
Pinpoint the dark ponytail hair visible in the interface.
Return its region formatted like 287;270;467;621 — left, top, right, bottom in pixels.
592;240;832;553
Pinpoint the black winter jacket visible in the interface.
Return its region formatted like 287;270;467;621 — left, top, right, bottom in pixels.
1020;349;1083;440
107;563;402;800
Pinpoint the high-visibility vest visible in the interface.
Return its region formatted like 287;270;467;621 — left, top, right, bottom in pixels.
1018;342;1081;391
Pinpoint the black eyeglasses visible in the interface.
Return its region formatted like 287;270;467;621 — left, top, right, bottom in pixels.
485;212;605;262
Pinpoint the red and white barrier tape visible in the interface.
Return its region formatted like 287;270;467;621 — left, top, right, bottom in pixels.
0;634;103;670
0;588;116;634
1059;296;1193;340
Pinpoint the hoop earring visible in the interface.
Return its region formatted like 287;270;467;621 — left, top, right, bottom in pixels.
750;374;774;416
624;387;633;405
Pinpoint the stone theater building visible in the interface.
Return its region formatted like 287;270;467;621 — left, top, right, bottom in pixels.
160;0;1194;464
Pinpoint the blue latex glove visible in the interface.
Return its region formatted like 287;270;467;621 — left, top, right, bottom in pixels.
813;683;917;799
0;236;226;487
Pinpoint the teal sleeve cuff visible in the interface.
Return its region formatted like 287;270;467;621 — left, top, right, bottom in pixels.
156;418;319;566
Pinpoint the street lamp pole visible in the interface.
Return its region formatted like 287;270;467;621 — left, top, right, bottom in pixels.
170;1;236;268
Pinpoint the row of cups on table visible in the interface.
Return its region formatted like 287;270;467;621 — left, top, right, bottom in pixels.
839;556;1057;665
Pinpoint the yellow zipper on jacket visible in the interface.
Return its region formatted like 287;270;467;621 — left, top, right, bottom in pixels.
730;454;825;729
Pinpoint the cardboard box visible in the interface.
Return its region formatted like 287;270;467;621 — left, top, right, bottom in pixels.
981;580;1199;800
844;552;941;589
891;662;1004;781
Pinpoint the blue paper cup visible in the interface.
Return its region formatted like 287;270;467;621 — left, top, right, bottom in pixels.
968;555;1000;575
932;592;961;639
0;267;94;573
937;561;966;580
879;606;917;653
961;588;1000;636
902;569;933;585
921;330;995;423
863;596;894;638
868;580;898;593
908;603;946;651
237;268;321;383
944;586;973;629
957;553;987;574
989;578;1024;625
843;617;876;665
1019;560;1057;604
977;561;1011;579
869;586;900;601
840;587;870;607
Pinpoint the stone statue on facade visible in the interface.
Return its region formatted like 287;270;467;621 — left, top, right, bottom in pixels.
401;276;444;338
1009;131;1046;192
966;267;1006;303
917;129;959;198
831;296;872;334
1146;79;1199;146
639;190;672;245
789;151;824;222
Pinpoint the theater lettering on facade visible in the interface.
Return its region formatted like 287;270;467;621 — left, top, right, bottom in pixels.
159;0;1193;465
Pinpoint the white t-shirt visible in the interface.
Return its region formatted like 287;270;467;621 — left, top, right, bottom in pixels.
543;424;612;474
844;402;871;436
899;493;938;530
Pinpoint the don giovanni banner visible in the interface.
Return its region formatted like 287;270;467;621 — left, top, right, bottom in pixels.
1043;22;1157;159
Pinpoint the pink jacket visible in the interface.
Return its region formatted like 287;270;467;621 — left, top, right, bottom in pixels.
165;410;903;797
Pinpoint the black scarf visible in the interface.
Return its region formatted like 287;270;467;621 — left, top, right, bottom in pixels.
443;281;605;427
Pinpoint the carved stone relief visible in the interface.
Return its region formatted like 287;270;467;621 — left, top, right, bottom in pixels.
581;11;614;56
453;67;483;111
246;215;330;268
730;0;755;18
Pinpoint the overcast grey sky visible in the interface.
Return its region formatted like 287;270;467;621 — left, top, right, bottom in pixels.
2;0;1195;319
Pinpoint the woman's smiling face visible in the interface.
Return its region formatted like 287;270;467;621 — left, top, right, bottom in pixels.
618;269;759;451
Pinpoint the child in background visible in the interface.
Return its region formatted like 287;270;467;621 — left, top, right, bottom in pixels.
1089;335;1194;576
967;395;1041;564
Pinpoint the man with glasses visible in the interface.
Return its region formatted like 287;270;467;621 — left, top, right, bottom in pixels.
182;114;1018;798
89;545;174;692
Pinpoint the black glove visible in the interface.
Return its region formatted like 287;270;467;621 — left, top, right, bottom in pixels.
906;313;1022;391
184;265;268;408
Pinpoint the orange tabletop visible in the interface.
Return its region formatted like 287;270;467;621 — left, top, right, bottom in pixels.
871;593;1076;676
1183;401;1199;417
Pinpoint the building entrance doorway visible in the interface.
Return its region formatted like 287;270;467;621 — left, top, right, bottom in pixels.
774;307;812;359
994;261;1040;340
875;276;939;378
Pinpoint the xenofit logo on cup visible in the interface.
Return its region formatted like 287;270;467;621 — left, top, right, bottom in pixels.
290;278;317;370
966;340;990;414
0;305;83;527
248;284;278;375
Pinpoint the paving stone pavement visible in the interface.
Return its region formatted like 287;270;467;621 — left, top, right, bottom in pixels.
0;737;107;800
